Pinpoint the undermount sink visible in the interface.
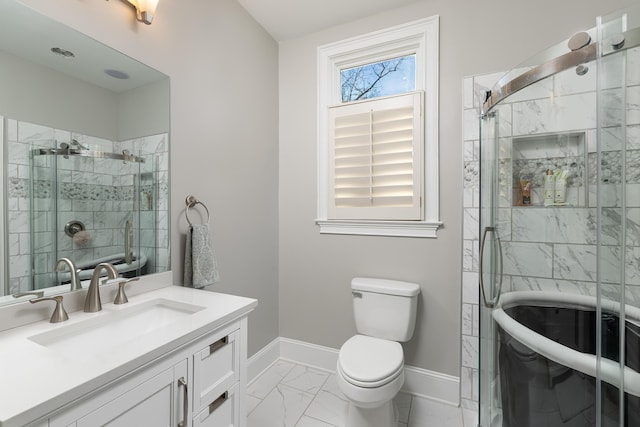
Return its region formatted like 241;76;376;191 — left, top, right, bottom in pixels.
28;298;206;356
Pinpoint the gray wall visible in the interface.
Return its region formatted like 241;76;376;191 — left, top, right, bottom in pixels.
0;49;169;142
0;50;118;140
19;0;280;357
117;79;170;141
278;0;637;377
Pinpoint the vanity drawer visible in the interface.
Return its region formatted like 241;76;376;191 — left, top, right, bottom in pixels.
193;383;239;427
193;329;239;412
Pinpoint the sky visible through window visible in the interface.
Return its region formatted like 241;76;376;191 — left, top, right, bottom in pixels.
341;54;416;103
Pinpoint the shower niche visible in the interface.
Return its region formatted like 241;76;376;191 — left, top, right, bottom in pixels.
510;132;587;207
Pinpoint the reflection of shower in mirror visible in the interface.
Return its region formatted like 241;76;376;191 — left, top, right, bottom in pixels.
3;119;169;301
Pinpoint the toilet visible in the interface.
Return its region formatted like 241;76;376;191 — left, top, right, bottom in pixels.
336;277;421;427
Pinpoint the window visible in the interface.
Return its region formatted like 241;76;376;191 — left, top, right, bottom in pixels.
317;17;440;237
341;54;416;102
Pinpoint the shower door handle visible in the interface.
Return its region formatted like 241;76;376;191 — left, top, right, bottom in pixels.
479;226;504;309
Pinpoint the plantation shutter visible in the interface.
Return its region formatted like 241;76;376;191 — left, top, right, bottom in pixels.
328;92;423;220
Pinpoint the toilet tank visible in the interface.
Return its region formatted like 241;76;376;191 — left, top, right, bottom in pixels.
351;277;421;342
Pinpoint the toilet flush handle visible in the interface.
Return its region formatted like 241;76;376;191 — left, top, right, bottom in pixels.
352;291;363;298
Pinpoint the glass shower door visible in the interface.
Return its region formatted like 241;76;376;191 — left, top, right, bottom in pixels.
478;109;505;427
476;4;640;427
29;140;145;289
596;6;640;425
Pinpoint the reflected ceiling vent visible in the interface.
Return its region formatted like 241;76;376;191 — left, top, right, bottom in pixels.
50;47;75;59
104;69;130;79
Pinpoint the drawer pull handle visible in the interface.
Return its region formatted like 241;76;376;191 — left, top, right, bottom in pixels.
209;336;228;354
178;377;188;427
209;391;228;414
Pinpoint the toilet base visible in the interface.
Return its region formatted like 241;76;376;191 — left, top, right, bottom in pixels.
346;400;397;427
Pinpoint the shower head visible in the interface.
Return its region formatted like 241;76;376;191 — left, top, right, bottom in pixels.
59;142;70;159
70;139;89;150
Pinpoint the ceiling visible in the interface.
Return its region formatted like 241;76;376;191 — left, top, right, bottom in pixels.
237;0;421;42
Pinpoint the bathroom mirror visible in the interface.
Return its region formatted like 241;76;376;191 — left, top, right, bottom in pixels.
0;1;170;305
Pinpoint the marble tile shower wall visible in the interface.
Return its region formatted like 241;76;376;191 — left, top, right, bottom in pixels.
462;48;640;411
6;119;169;293
115;134;170;275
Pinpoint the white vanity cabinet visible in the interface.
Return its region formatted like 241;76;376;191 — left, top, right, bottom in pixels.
44;319;247;427
75;360;188;427
192;329;241;426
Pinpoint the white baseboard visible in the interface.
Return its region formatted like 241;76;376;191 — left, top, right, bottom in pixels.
247;337;281;381
279;337;339;371
247;337;460;406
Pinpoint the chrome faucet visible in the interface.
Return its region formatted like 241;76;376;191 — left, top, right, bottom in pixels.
55;258;81;291
84;262;118;313
30;295;69;323
124;219;134;265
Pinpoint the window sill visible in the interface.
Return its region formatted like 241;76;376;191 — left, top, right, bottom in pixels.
316;219;442;238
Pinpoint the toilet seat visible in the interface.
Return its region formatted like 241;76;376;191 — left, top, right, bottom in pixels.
338;335;404;388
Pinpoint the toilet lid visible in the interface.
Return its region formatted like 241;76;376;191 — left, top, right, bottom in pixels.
338;335;403;385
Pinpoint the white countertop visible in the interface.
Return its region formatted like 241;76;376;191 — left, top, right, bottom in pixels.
0;284;257;427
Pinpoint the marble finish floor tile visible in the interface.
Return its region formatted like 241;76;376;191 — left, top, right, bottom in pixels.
408;396;464;427
248;383;314;427
281;364;330;395
248;360;296;399
303;374;349;427
247;361;466;427
295;416;337;426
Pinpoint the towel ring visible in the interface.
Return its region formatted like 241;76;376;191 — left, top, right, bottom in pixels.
185;195;210;226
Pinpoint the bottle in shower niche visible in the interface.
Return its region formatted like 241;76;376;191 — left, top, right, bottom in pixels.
543;170;555;206
520;174;532;205
554;169;568;205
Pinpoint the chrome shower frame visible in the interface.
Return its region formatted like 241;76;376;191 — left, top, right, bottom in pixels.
482;26;640;115
32;147;145;164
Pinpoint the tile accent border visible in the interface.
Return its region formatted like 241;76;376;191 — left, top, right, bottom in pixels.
248;337;460;406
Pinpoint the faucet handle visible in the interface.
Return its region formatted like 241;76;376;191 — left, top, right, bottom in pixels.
30;295;69;323
114;277;140;305
13;291;45;299
101;276;122;286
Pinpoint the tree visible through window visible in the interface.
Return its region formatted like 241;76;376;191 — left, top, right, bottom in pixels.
341;54;416;103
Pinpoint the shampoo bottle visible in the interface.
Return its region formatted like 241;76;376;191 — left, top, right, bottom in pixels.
543;170;555;206
554;170;567;205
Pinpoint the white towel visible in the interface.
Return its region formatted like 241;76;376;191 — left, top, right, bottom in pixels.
184;224;220;288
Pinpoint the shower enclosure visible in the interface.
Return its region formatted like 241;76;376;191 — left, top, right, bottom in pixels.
478;5;640;427
22;134;157;291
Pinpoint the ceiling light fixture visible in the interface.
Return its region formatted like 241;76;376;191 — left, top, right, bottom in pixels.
109;0;159;25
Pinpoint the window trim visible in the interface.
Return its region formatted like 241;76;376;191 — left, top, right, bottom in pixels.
317;16;441;238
